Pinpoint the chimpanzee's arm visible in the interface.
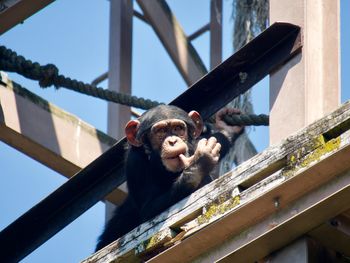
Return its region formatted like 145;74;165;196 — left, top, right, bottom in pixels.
95;196;140;251
139;136;222;221
201;107;245;158
139;164;207;221
126;152;203;221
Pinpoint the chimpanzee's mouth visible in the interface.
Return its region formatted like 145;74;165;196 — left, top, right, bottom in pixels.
167;156;180;160
163;150;186;160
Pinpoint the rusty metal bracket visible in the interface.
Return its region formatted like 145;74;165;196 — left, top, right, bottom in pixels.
0;22;301;263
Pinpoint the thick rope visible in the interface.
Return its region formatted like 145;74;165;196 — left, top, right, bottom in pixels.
223;113;269;126
0;45;160;110
0;45;269;126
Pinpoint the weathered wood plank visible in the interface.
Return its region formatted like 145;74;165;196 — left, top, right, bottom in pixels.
136;0;207;86
82;99;350;262
151;130;350;263
213;170;350;263
0;0;54;35
0;72;127;204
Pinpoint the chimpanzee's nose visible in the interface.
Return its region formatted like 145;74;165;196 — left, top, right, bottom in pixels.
169;137;178;146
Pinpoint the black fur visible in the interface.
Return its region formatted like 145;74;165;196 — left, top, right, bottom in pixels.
95;106;233;251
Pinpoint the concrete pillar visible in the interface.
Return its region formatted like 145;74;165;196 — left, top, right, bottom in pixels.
269;0;340;145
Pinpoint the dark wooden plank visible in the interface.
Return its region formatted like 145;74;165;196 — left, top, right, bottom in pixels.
308;215;350;257
172;22;302;119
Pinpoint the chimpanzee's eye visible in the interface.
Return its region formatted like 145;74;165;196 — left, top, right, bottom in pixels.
155;127;167;137
173;124;185;135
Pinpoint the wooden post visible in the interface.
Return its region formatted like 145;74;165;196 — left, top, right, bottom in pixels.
268;0;341;261
105;0;133;220
269;0;340;145
210;0;223;70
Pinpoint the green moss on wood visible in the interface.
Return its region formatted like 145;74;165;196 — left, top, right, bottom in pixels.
135;229;173;255
284;134;341;177
197;195;241;225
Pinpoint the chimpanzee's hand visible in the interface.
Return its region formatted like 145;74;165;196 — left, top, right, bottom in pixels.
179;137;221;170
215;108;244;141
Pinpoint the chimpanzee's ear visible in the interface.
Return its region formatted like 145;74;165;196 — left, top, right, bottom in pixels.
188;111;203;139
125;120;143;147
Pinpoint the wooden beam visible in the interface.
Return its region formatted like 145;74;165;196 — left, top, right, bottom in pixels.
269;0;341;145
105;0;133;219
136;0;207;86
308;215;350;257
172;23;301;118
342;209;350;220
260;237;341;263
210;0;223;69
107;0;133;139
0;72;127;204
0;0;54;35
82;98;350;262
188;23;210;42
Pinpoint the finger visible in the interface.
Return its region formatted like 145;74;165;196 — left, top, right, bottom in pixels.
215;109;226;122
197;138;207;147
206;137;217;149
227;108;242;115
213;156;219;163
212;142;221;156
179;154;194;168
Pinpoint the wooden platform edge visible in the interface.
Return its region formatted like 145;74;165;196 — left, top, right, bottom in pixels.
82;99;350;262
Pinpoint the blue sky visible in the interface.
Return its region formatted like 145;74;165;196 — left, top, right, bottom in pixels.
0;1;349;262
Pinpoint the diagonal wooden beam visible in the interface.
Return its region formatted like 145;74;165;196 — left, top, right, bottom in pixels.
0;0;54;35
0;72;127;204
136;0;208;86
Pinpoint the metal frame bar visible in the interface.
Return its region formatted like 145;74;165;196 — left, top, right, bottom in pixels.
91;72;108;86
188;23;210;41
0;22;301;263
133;10;148;24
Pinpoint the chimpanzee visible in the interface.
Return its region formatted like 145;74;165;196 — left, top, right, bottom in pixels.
95;105;243;251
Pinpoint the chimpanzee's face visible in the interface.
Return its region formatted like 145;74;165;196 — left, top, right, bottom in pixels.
147;119;189;172
125;105;204;173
